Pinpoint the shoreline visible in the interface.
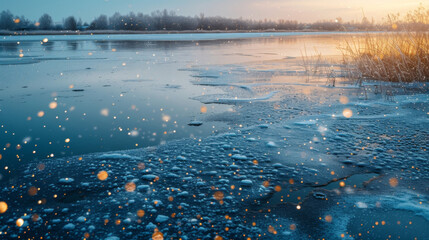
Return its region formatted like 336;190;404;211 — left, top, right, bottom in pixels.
0;29;372;36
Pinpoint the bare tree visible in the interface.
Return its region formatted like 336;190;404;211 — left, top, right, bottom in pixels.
39;13;53;30
0;10;14;30
64;16;77;30
89;15;108;30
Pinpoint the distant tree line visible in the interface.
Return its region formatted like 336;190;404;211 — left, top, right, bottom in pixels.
0;10;85;31
1;8;428;32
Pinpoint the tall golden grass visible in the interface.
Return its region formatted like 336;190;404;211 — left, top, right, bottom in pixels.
341;6;429;83
341;32;429;83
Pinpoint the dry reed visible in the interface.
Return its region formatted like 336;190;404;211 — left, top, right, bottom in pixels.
341;6;429;83
341;32;429;83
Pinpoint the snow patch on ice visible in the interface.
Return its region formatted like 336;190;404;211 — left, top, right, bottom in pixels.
96;153;140;160
294;119;317;125
231;154;248;160
155;215;169;223
345;191;429;221
63;223;75;230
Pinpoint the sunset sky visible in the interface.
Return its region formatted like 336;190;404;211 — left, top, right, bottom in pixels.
2;0;425;23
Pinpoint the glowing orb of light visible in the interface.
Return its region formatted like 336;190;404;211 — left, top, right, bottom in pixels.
162;115;171;122
125;182;136;192
0;201;7;214
16;218;24;227
342;108;353;118
100;108;109;117
137;209;145;218
152;230;164;240
325;215;333;222
213;191;224;201
49;101;58;109
389;178;398;187
339;96;349;104
97;171;108;181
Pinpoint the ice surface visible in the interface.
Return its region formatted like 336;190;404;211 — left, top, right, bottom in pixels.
0;33;428;240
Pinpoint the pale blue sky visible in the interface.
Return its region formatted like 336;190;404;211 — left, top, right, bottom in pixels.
1;0;425;23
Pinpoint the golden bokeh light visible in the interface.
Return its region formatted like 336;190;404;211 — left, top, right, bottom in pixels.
200;106;207;113
389;178;398;187
152;229;164;240
162;115;171;122
28;186;38;196
49;101;58;109
0;201;8;214
125;182;136;192
342;108;353;118
213;191;224;201
16;218;24;227
37;111;45;117
339;96;349;104
325;215;333;222
137;209;145;217
100;108;109;117
97;171;108;181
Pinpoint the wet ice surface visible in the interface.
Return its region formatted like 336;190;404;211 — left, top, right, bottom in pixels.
0;34;428;239
0;34;342;179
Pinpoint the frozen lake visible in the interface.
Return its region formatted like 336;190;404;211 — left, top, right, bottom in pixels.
0;32;428;240
0;32;343;177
